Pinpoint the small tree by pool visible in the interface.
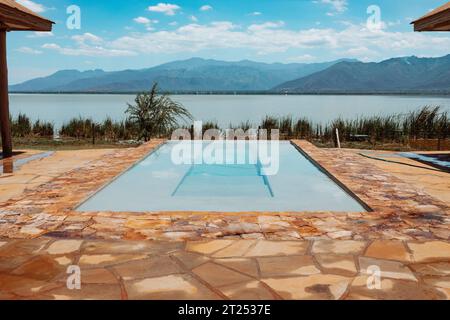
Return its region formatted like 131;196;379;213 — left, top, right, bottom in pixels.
126;83;193;141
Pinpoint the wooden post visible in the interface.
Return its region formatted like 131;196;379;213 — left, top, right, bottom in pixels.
335;128;341;149
0;29;12;158
92;123;95;145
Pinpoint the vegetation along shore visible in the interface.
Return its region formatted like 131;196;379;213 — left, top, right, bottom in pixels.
3;86;450;151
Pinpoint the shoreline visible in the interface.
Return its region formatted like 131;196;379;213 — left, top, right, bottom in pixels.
9;91;450;97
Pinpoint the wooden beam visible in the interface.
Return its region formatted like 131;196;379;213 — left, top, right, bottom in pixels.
0;3;53;31
0;29;11;157
413;8;450;31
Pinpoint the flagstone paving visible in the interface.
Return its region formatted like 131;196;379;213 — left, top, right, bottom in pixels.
0;140;449;299
0;238;449;300
0;140;448;242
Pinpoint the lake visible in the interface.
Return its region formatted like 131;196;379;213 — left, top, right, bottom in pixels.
9;94;450;129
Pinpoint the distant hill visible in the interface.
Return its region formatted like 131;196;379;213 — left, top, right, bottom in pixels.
274;55;450;93
10;58;353;93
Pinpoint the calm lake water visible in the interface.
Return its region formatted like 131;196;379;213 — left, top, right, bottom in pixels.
9;94;450;129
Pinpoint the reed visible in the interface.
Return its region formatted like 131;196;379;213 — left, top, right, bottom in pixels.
9;106;450;150
10;114;54;137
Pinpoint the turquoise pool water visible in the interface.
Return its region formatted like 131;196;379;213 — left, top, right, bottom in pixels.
77;141;366;212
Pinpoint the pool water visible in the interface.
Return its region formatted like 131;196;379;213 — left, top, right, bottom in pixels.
77;141;366;212
400;152;450;172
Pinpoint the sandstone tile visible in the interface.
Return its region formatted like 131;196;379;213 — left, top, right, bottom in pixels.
80;269;118;285
172;251;210;269
0;239;50;256
0;241;7;248
244;241;308;257
434;287;450;299
315;255;357;276
192;262;253;287
46;240;83;255
408;241;450;263
11;255;66;281
83;240;182;254
241;233;265;239
364;240;411;262
162;231;200;241
0;291;16;299
215;258;259;278
186;240;234;255
64;216;92;223
79;254;147;267
0;274;61;297
410;262;450;276
312;240;366;255
348;276;446;300
219;281;275;300
125;219;171;229
113;256;183;281
327;230;353;239
125;274;220;300
423;277;450;289
19;226;45;237
359;257;417;281
258;256;320;277
43;284;122;300
262;274;351;300
212;240;256;258
0;255;34;273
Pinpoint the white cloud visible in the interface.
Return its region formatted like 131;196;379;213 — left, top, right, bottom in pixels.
16;46;43;55
134;17;159;30
287;54;316;62
27;31;54;38
134;17;151;24
148;3;181;16
108;21;450;60
200;5;213;11
39;21;450;61
42;43;136;57
314;0;348;15
42;33;135;57
249;12;262;16
248;21;285;32
190;15;198;22
169;21;178;26
72;33;103;44
16;0;46;13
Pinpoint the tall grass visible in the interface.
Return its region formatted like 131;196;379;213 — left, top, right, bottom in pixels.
10;113;54;137
8;106;450;149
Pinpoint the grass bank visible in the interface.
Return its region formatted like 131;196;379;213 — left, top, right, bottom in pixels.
2;106;449;151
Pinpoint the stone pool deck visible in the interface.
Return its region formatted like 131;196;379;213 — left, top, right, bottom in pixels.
0;140;448;241
0;238;449;300
0;140;449;300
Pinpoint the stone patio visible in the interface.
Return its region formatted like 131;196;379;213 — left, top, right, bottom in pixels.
0;140;449;300
0;238;449;300
0;140;448;241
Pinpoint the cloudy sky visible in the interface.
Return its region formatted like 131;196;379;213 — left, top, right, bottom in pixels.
9;0;450;84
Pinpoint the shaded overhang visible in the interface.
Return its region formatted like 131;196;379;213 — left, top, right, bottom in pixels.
0;0;53;31
412;2;450;32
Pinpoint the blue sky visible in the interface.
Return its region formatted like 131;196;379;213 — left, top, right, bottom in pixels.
9;0;450;84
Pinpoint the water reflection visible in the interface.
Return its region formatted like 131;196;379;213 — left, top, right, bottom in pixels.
2;158;13;174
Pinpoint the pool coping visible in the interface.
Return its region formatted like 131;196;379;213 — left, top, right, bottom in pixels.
0;139;449;241
290;142;372;212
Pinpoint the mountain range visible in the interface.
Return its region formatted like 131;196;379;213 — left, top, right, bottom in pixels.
10;55;450;93
275;55;450;93
10;58;351;93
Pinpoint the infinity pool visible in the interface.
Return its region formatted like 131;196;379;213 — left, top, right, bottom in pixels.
77;141;366;212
